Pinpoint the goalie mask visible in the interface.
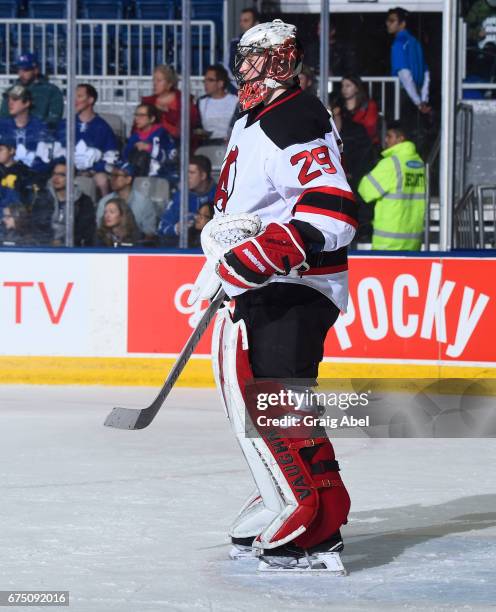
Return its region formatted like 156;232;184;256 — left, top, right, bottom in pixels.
234;19;303;111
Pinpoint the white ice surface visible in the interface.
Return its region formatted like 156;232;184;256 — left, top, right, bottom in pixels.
0;385;495;612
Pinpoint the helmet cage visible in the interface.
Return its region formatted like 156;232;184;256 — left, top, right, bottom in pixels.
234;39;300;111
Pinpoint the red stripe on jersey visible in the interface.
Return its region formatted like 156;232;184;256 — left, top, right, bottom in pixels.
254;89;303;122
295;204;359;229
303;264;349;276
296;186;356;204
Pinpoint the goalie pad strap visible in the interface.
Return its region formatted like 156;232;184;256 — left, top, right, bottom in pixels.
310;459;340;474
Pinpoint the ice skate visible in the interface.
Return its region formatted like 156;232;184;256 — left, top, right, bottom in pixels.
229;537;258;560
257;531;346;575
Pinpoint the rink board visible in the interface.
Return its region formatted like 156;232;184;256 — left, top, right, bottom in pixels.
0;250;494;385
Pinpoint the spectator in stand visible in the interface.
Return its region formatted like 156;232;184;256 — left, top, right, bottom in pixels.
96;162;157;240
0;52;63;129
341;76;380;145
158;155;216;247
305;19;359;77
0;85;52;176
55;84;118;197
141;65;199;141
466;0;496;81
0;204;31;245
467;0;496;46
298;65;316;95
96;197;142;247
229;8;260;74
31;162;96;246
0;184;21;215
0;132;35;193
188;202;214;248
328;93;376;243
358;121;426;251
386;7;432;146
197;65;238;144
0;129;53;225
328;93;376;191
123;103;178;180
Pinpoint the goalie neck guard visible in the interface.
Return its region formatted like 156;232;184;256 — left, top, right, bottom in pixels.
233;19;303;112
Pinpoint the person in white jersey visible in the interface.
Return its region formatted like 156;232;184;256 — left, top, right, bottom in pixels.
197;64;238;144
196;19;358;573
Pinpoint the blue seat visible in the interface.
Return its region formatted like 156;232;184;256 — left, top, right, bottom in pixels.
190;1;223;65
77;1;127;74
80;0;125;19
0;8;18;74
190;0;223;20
27;2;66;18
134;1;176;20
124;2;175;74
0;1;18;18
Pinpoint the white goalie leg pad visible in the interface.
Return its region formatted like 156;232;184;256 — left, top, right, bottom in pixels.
212;307;282;534
228;489;264;560
212;308;319;549
229;489;269;540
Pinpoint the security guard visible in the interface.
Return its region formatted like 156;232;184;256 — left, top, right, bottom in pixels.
358;121;426;250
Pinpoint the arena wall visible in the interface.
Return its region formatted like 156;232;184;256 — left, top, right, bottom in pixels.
0;250;494;386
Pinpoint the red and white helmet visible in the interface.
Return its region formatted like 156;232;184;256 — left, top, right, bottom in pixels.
233;19;303;111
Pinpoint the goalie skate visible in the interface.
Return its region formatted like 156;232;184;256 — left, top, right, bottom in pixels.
229;544;257;561
257;551;346;575
229;536;258;560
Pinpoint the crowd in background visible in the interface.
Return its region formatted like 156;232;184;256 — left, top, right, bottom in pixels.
1;2;478;251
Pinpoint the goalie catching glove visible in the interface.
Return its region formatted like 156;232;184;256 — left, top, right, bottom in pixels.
216;221;308;289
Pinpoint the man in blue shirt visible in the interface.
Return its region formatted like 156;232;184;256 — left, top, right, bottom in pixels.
0;85;52;176
387;8;431;111
55;84;118;196
386;7;433;154
158;155;216;247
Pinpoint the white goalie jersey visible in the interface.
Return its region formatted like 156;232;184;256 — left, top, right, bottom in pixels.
212;87;358;312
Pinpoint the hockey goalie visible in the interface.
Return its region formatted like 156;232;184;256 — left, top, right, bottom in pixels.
193;19;356;573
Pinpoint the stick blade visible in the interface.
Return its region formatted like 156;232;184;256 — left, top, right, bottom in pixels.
104;406;146;430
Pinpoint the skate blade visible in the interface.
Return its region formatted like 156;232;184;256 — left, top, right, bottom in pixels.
257;552;347;575
228;545;257;561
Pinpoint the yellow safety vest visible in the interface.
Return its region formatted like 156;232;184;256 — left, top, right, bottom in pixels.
358;140;426;250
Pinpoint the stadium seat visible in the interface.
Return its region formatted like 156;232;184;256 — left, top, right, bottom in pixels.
134;177;170;216
134;1;176;20
75;176;98;203
0;1;18;18
0;2;18;73
27;1;66;18
79;0;125;20
99;112;127;150
194;143;226;180
127;2;176;74
190;0;223;62
190;0;223;21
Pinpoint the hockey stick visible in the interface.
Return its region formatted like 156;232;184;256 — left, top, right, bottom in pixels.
104;287;227;430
